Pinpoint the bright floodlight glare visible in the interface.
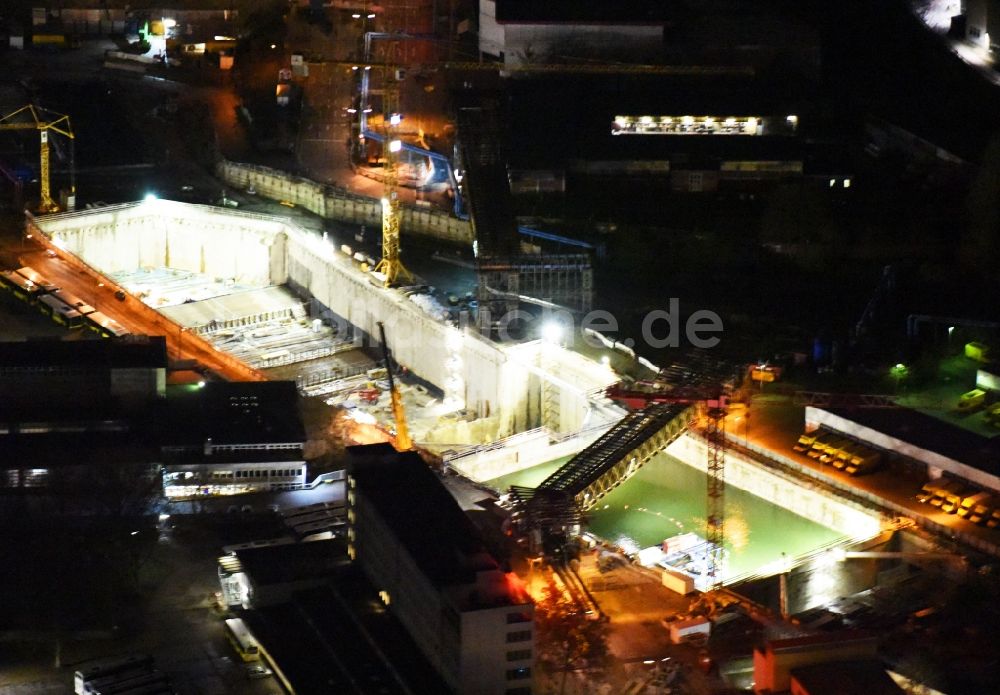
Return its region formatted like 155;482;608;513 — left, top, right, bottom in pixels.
389;113;402;126
144;193;158;202
197;380;206;388
541;321;563;343
601;355;611;366
162;18;176;29
368;13;376;19
389;139;402;153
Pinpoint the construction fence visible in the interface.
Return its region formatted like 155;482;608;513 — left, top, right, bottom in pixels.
215;159;474;246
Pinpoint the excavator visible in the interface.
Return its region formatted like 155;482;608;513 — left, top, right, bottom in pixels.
377;321;413;451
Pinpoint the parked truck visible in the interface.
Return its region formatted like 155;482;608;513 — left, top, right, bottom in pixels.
806;432;836;459
917;479;950;504
793;430;820;453
845;449;882;476
832;443;861;470
957;491;994;522
957;388;987;413
929;480;966;508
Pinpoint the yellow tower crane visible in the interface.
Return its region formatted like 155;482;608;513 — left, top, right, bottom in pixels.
372;47;413;288
0;104;75;213
377;321;413;451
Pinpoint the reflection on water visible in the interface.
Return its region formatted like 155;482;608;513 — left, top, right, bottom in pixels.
488;451;843;579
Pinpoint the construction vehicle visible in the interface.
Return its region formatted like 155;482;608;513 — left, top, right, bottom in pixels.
957;388;987;412
792;429;821;453
805;431;836;460
831;443;861;470
0;104;75;212
986;507;1000;529
844;449;882;476
929;480;966;508
956;490;992;519
916;479;949;504
376;321;412;451
816;437;848;465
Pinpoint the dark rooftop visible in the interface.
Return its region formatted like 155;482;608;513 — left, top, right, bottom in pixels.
244;571;451;695
0;430;158;469
0;336;167;369
826;407;1000;478
761;630;877;655
347;444;496;588
233;539;345;586
506;74;827;167
164;381;306;446
790;660;904;695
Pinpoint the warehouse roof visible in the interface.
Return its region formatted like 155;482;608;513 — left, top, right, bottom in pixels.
822;407;1000;479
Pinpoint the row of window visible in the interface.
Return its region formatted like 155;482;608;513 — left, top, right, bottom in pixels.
506;611;531;624
506;649;531;662
232;468;302;479
506;630;531;644
505;667;531;681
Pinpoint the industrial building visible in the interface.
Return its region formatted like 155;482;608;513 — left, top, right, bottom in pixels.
752;631;902;695
806;405;1000;494
347;444;535;695
160;381;309;498
0;336;310;499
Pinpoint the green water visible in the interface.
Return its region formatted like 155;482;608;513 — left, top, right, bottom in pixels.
486;456;572;491
487;452;843;580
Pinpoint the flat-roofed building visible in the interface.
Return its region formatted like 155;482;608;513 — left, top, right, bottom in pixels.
753;631;881;694
161;381;307;497
805;406;1000;493
347;444;534;695
0;335;167;416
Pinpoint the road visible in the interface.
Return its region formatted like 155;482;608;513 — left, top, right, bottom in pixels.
15;240;264;380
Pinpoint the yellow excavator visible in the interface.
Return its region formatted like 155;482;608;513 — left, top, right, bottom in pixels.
377;321;412;451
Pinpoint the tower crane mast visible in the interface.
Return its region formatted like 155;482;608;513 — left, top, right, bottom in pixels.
372;44;412;287
606;382;731;587
0;104;75;213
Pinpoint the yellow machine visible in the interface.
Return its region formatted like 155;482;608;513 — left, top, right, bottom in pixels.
372;52;412;288
0;104;75;212
377;321;412;451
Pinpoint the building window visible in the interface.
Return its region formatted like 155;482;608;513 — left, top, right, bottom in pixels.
505;667;531;681
506;630;531;643
506;649;531;662
506;611;531;624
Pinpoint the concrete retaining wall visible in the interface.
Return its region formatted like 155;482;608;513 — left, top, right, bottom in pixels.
667;433;882;538
216;160;474;246
34;200;615;445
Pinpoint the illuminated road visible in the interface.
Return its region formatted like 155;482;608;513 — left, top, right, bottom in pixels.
15;238;264;381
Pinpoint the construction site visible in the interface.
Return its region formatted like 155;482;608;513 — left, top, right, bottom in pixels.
25;193;894;596
7;37;996;616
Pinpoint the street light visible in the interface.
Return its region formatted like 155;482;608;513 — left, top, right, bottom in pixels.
541;321;563;344
890;363;909;392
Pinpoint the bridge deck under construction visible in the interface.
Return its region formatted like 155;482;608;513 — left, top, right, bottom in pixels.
538;403;695;506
